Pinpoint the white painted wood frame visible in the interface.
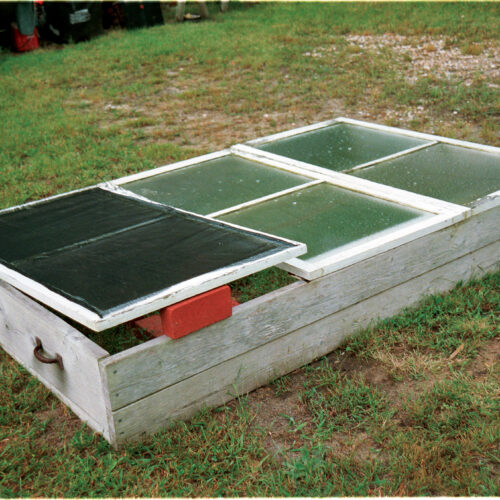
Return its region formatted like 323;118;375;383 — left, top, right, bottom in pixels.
2;118;497;331
231;144;467;215
0;238;305;332
0;191;306;332
217;149;470;280
111;149;232;186
338;117;500;154
241;117;500;205
110;119;499;221
208;184;467;280
245;116;500;155
277;211;465;280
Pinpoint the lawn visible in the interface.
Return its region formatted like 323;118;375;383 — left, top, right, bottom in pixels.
0;2;499;496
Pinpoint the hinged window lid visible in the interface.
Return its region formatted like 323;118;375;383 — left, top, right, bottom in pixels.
0;188;306;331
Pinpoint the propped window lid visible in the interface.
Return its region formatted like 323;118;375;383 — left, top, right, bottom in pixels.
0;187;306;331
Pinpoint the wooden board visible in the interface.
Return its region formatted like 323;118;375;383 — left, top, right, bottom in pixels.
102;205;499;410
0;281;112;440
111;239;500;444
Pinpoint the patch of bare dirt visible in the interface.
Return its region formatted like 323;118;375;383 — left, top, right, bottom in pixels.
324;349;438;410
343;33;499;131
241;353;396;463
113;94;349;154
248;372;387;464
466;338;500;379
92;32;499;156
247;370;313;463
239;336;498;462
33;404;82;448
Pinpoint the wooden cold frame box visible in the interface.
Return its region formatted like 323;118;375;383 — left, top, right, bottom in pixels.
0;119;499;448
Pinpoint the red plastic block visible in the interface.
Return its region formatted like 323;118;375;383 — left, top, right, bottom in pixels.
133;314;163;338
134;286;233;339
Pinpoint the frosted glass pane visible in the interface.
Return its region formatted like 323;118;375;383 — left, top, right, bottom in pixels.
351;144;500;206
123;155;310;215
219;184;425;260
257;123;428;171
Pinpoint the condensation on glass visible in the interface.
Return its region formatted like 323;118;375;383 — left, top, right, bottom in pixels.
257;123;429;171
123;155;311;214
350;143;500;206
219;183;428;261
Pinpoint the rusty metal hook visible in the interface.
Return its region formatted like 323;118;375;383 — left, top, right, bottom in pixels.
34;337;64;370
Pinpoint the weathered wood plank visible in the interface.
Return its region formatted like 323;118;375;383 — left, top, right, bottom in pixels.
112;240;500;444
103;206;499;410
0;281;111;440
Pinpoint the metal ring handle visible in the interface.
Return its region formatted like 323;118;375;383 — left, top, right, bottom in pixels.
34;337;64;370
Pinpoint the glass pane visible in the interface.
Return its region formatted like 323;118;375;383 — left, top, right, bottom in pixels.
123;155;311;215
351;143;500;206
2;190;296;317
257;123;428;171
219;183;426;261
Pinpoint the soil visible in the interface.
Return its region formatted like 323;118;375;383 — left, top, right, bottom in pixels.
467;338;500;379
33;404;82;449
241;337;499;462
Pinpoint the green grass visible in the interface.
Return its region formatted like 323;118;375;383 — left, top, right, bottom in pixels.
0;2;499;496
347;272;499;359
302;364;391;433
230;267;297;304
86;323;153;356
